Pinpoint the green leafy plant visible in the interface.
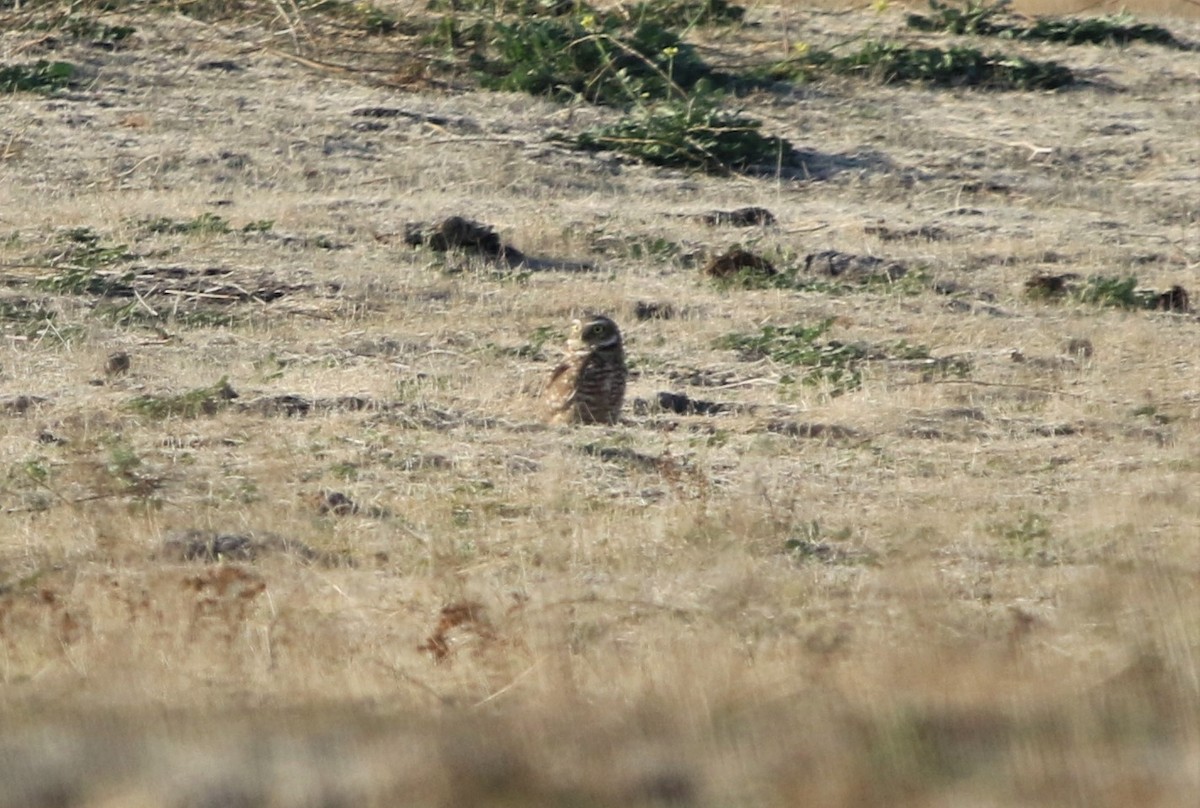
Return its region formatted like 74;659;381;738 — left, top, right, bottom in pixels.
126;378;239;419
571;96;792;172
907;0;1184;48
993;510;1057;563
773;40;1073;90
302;0;405;34
1073;275;1159;309
36;229;136;297
0;60;74;93
54;16;137;46
716;319;867;393
139;213;232;235
477;11;712;105
0;298;59;339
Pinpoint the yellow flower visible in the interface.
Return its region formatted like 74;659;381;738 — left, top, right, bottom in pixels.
581;14;597;31
872;0;890;12
663;46;679;59
792;42;810;56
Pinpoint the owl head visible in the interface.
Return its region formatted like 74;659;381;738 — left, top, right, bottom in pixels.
568;314;622;352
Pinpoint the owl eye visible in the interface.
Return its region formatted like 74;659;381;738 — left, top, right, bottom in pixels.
590;324;605;334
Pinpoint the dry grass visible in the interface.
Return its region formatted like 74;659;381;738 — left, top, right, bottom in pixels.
1;1;1199;805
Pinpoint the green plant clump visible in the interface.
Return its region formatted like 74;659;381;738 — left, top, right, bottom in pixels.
1073;275;1160;309
779;41;1072;90
907;0;1184;48
303;0;404;34
140;213;232;235
0;60;74;93
571;98;792;172
126;378;239;420
477;11;713;105
715;319;867;393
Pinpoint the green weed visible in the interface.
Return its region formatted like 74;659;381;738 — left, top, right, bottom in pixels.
52;16;136;47
993;510;1057;563
426;0;578;14
302;0;405;34
1073;275;1159;309
36;229;135;297
716;319;866;394
773;41;1073;90
907;0;1184;48
139;213;232;235
570;97;791;172
476;11;712;105
0;298;59;339
126;378;239;419
47;228;133;268
0;60;74;93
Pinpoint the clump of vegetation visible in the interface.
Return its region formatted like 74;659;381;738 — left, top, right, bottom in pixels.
0;60;74;93
1073;275;1161;310
0;298;60;340
441;0;787;173
907;0;1185;49
717;320;934;393
993;510;1058;563
140;213;231;235
773;41;1072;90
126;378;239;420
1027;273;1189;312
715;319;867;393
35;229;136;297
137;213;273;236
571;97;792;172
476;10;713;105
52;16;136;47
303;0;405;34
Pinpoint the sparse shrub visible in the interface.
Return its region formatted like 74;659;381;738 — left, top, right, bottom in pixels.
35;228;135;297
716;319;867;393
47;228;133;268
427;0;577;14
571;96;792;172
53;16;137;47
477;11;711;105
0;298;59;340
0;60;74;93
994;510;1057;563
907;0;1184;48
906;0;1007;36
1073;275;1159;309
774;40;1073;90
127;378;239;419
140;213;233;235
302;0;404;34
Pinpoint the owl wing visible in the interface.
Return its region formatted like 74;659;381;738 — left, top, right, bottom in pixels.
543;359;580;417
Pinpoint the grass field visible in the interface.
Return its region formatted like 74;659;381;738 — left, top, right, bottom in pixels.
1;1;1198;805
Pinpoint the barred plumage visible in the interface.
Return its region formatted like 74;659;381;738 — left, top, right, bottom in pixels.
542;314;627;425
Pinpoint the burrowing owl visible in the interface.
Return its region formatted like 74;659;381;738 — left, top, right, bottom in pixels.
543;314;627;425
